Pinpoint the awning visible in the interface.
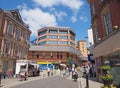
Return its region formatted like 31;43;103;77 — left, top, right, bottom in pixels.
37;62;52;64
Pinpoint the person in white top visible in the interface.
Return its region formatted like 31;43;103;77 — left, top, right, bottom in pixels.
47;67;50;77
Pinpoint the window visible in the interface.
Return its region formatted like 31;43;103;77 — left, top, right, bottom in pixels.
70;31;75;36
70;42;75;46
103;12;112;35
23;32;27;42
50;52;53;59
38;30;47;36
8;23;13;35
15;46;18;56
42;53;45;58
59;36;68;39
60;41;68;44
38;36;47;40
92;4;95;15
49;35;58;39
21;47;26;59
59;30;68;34
36;53;39;58
16;29;21;40
57;52;62;59
94;27;99;42
38;41;46;45
5;42;11;54
48;41;58;44
70;36;75;41
49;30;57;34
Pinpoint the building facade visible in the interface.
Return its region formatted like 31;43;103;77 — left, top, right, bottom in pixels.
0;8;31;73
87;28;94;62
38;27;76;48
78;40;88;58
28;27;81;69
88;0;120;85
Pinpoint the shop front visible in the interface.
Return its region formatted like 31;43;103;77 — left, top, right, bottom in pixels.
37;61;53;70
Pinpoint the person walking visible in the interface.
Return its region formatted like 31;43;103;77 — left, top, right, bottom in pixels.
3;71;7;79
47;67;50;77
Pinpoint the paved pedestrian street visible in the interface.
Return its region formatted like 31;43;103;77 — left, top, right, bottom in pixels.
1;74;103;88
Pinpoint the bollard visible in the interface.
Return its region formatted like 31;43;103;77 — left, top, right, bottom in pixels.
86;74;89;88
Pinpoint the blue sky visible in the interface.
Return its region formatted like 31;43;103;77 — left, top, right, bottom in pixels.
0;0;91;42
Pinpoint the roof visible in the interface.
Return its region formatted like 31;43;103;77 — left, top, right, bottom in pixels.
38;26;76;34
29;45;81;55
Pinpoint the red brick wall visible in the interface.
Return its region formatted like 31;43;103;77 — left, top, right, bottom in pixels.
28;51;77;64
109;0;120;27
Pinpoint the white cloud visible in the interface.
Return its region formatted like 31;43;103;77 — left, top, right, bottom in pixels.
32;0;84;23
80;16;88;22
71;16;77;23
33;0;84;10
18;7;57;36
54;11;67;21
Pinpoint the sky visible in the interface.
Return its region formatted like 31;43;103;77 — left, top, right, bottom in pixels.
0;0;91;42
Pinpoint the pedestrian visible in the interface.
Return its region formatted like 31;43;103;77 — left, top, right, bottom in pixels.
24;71;28;81
62;68;66;79
3;71;6;79
89;64;93;78
47;67;50;77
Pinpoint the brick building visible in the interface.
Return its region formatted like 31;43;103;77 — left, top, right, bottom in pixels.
38;26;76;48
28;27;81;69
0;8;31;73
77;40;88;58
88;0;120;85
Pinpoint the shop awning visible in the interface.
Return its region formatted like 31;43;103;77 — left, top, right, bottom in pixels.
37;62;51;64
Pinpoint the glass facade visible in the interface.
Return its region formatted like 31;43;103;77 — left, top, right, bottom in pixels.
38;41;47;45
38;30;47;36
59;30;68;34
70;36;75;41
38;36;47;40
59;36;68;39
70;42;75;46
49;35;58;39
48;41;58;44
49;30;57;34
60;41;68;44
38;27;76;47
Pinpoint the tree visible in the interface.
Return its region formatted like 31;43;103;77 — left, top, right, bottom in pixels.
67;57;74;66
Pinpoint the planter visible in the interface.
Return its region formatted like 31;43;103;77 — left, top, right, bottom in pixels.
102;70;108;74
103;80;113;85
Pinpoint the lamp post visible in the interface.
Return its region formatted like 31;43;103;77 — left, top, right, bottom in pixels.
0;54;2;87
84;66;89;88
0;69;2;87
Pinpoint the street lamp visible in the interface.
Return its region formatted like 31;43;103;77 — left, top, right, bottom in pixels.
84;65;89;88
0;53;3;87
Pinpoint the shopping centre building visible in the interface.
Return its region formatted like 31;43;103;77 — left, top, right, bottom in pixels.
28;27;81;69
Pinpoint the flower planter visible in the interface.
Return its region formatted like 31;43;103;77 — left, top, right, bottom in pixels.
103;80;113;85
102;70;108;74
